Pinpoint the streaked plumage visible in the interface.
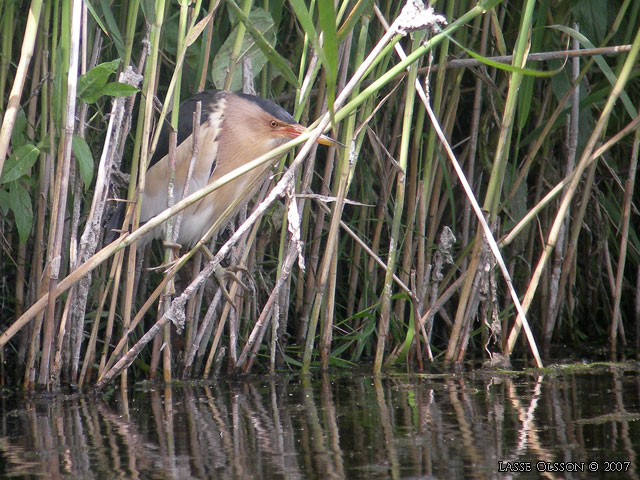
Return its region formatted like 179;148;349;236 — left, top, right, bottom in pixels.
108;89;339;247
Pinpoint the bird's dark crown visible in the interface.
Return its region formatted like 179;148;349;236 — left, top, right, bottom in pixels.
150;89;296;168
237;92;296;125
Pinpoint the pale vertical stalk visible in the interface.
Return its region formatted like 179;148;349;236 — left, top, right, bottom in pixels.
0;0;43;174
296;81;328;342
223;0;252;90
269;297;279;373
162;303;173;381
23;0;52;389
319;247;338;370
0;0;14;111
123;0;167;382
446;0;536;364
197;0;221;91
15;30;42;321
301;138;352;374
39;0;81;386
162;130;178;382
315;35;354;371
122;0;140;69
159;0;188;384
414;0;452;274
460;13;489;260
610;129;639;352
543;30;580;355
372;46;417;374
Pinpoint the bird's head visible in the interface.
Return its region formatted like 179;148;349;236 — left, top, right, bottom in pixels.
237;92;343;150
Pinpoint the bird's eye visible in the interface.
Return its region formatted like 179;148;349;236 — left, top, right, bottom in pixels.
270;120;279;128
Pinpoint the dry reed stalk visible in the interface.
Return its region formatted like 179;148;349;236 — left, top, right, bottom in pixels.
609;130;639;352
38;0;82;386
506;26;640;355
0;0;43;173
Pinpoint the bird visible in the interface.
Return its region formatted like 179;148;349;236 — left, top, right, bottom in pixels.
108;89;341;248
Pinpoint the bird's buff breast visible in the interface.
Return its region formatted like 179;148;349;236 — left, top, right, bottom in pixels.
177;161;272;246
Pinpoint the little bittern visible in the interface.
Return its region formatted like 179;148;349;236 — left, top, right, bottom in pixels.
109;89;340;246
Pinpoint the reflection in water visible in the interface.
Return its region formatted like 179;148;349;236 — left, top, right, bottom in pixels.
0;365;639;479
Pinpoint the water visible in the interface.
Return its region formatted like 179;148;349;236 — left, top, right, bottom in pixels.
0;363;639;479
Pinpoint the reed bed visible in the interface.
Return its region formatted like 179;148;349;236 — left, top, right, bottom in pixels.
0;0;638;389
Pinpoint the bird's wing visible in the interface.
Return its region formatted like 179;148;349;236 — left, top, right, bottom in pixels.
140;92;227;223
149;89;225;169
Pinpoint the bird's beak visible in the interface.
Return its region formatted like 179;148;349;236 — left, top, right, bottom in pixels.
282;123;345;148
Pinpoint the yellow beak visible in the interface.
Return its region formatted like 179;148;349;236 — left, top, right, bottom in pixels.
281;124;345;148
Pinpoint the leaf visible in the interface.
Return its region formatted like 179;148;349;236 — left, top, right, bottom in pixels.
337;0;372;42
550;24;637;118
448;35;564;78
517;0;548;130
9;181;33;244
98;0;125;59
328;356;356;368
11;109;28;148
287;0;317;43
0;188;10;215
185;7;215;47
212;6;281;90
268;0;285;27
571;0;607;46
72;135;94;191
84;0;110;45
84;0;125;59
212;7;272;89
1;144;40;184
288;0;330;82
98;82;139;98
317;0;338;118
78;59;121;103
140;0;156;25
226;1;299;88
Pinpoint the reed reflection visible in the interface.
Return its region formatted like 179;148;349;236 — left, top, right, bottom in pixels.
0;367;638;479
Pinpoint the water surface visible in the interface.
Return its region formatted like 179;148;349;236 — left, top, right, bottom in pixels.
1;363;639;479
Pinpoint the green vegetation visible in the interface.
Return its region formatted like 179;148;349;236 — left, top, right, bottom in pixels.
0;0;638;389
